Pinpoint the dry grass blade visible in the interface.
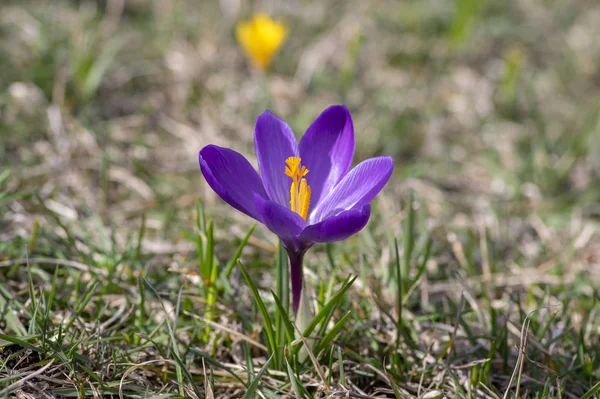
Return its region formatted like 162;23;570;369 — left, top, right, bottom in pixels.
503;312;533;399
119;359;177;399
0;257;107;276
183;311;268;352
202;358;215;399
292;323;328;389
0;359;55;396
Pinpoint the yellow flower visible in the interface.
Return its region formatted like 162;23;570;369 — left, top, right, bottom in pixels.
236;13;288;70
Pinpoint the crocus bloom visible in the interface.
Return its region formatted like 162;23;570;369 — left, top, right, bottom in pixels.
236;13;288;70
199;106;393;314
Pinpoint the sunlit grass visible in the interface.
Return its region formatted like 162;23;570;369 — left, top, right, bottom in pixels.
1;0;599;398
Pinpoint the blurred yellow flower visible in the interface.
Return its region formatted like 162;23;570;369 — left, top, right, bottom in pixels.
236;13;288;71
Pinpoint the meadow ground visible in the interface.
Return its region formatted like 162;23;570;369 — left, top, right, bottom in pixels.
1;0;600;398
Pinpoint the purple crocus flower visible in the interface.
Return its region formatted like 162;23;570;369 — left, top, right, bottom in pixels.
199;105;393;315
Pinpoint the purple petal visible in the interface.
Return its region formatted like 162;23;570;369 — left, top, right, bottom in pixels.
299;105;355;209
300;204;370;243
254;194;305;241
199;145;267;221
311;157;393;222
254;110;299;206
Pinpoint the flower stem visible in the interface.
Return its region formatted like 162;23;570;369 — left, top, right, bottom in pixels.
288;251;304;315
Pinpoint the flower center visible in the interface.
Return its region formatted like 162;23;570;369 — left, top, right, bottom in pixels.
284;157;311;221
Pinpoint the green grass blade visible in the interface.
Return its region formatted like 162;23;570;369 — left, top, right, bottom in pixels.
196;198;206;232
238;261;279;368
201;220;214;280
225;224;256;278
292;275;357;356
401;192;415;295
0;292;27;336
242;353;274;399
133;214;146;263
143;278;202;398
286;358;306;399
27;217;40;254
338;346;345;386
271;291;295;345
394;236;402;347
0;333;41;352
313;310;351;357
275;240;289;369
79;37;123;101
190;347;246;385
581;381;600;399
75;281;99;314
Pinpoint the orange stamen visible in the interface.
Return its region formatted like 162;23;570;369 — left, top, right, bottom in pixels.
285;157;311;220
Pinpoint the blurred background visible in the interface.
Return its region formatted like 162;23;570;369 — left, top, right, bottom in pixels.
2;0;600;298
2;0;600;246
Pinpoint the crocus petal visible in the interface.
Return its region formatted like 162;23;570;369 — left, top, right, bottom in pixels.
300;204;370;243
299;105;355;211
254;110;299;206
311;157;393;222
254;194;305;241
199;145;267;221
